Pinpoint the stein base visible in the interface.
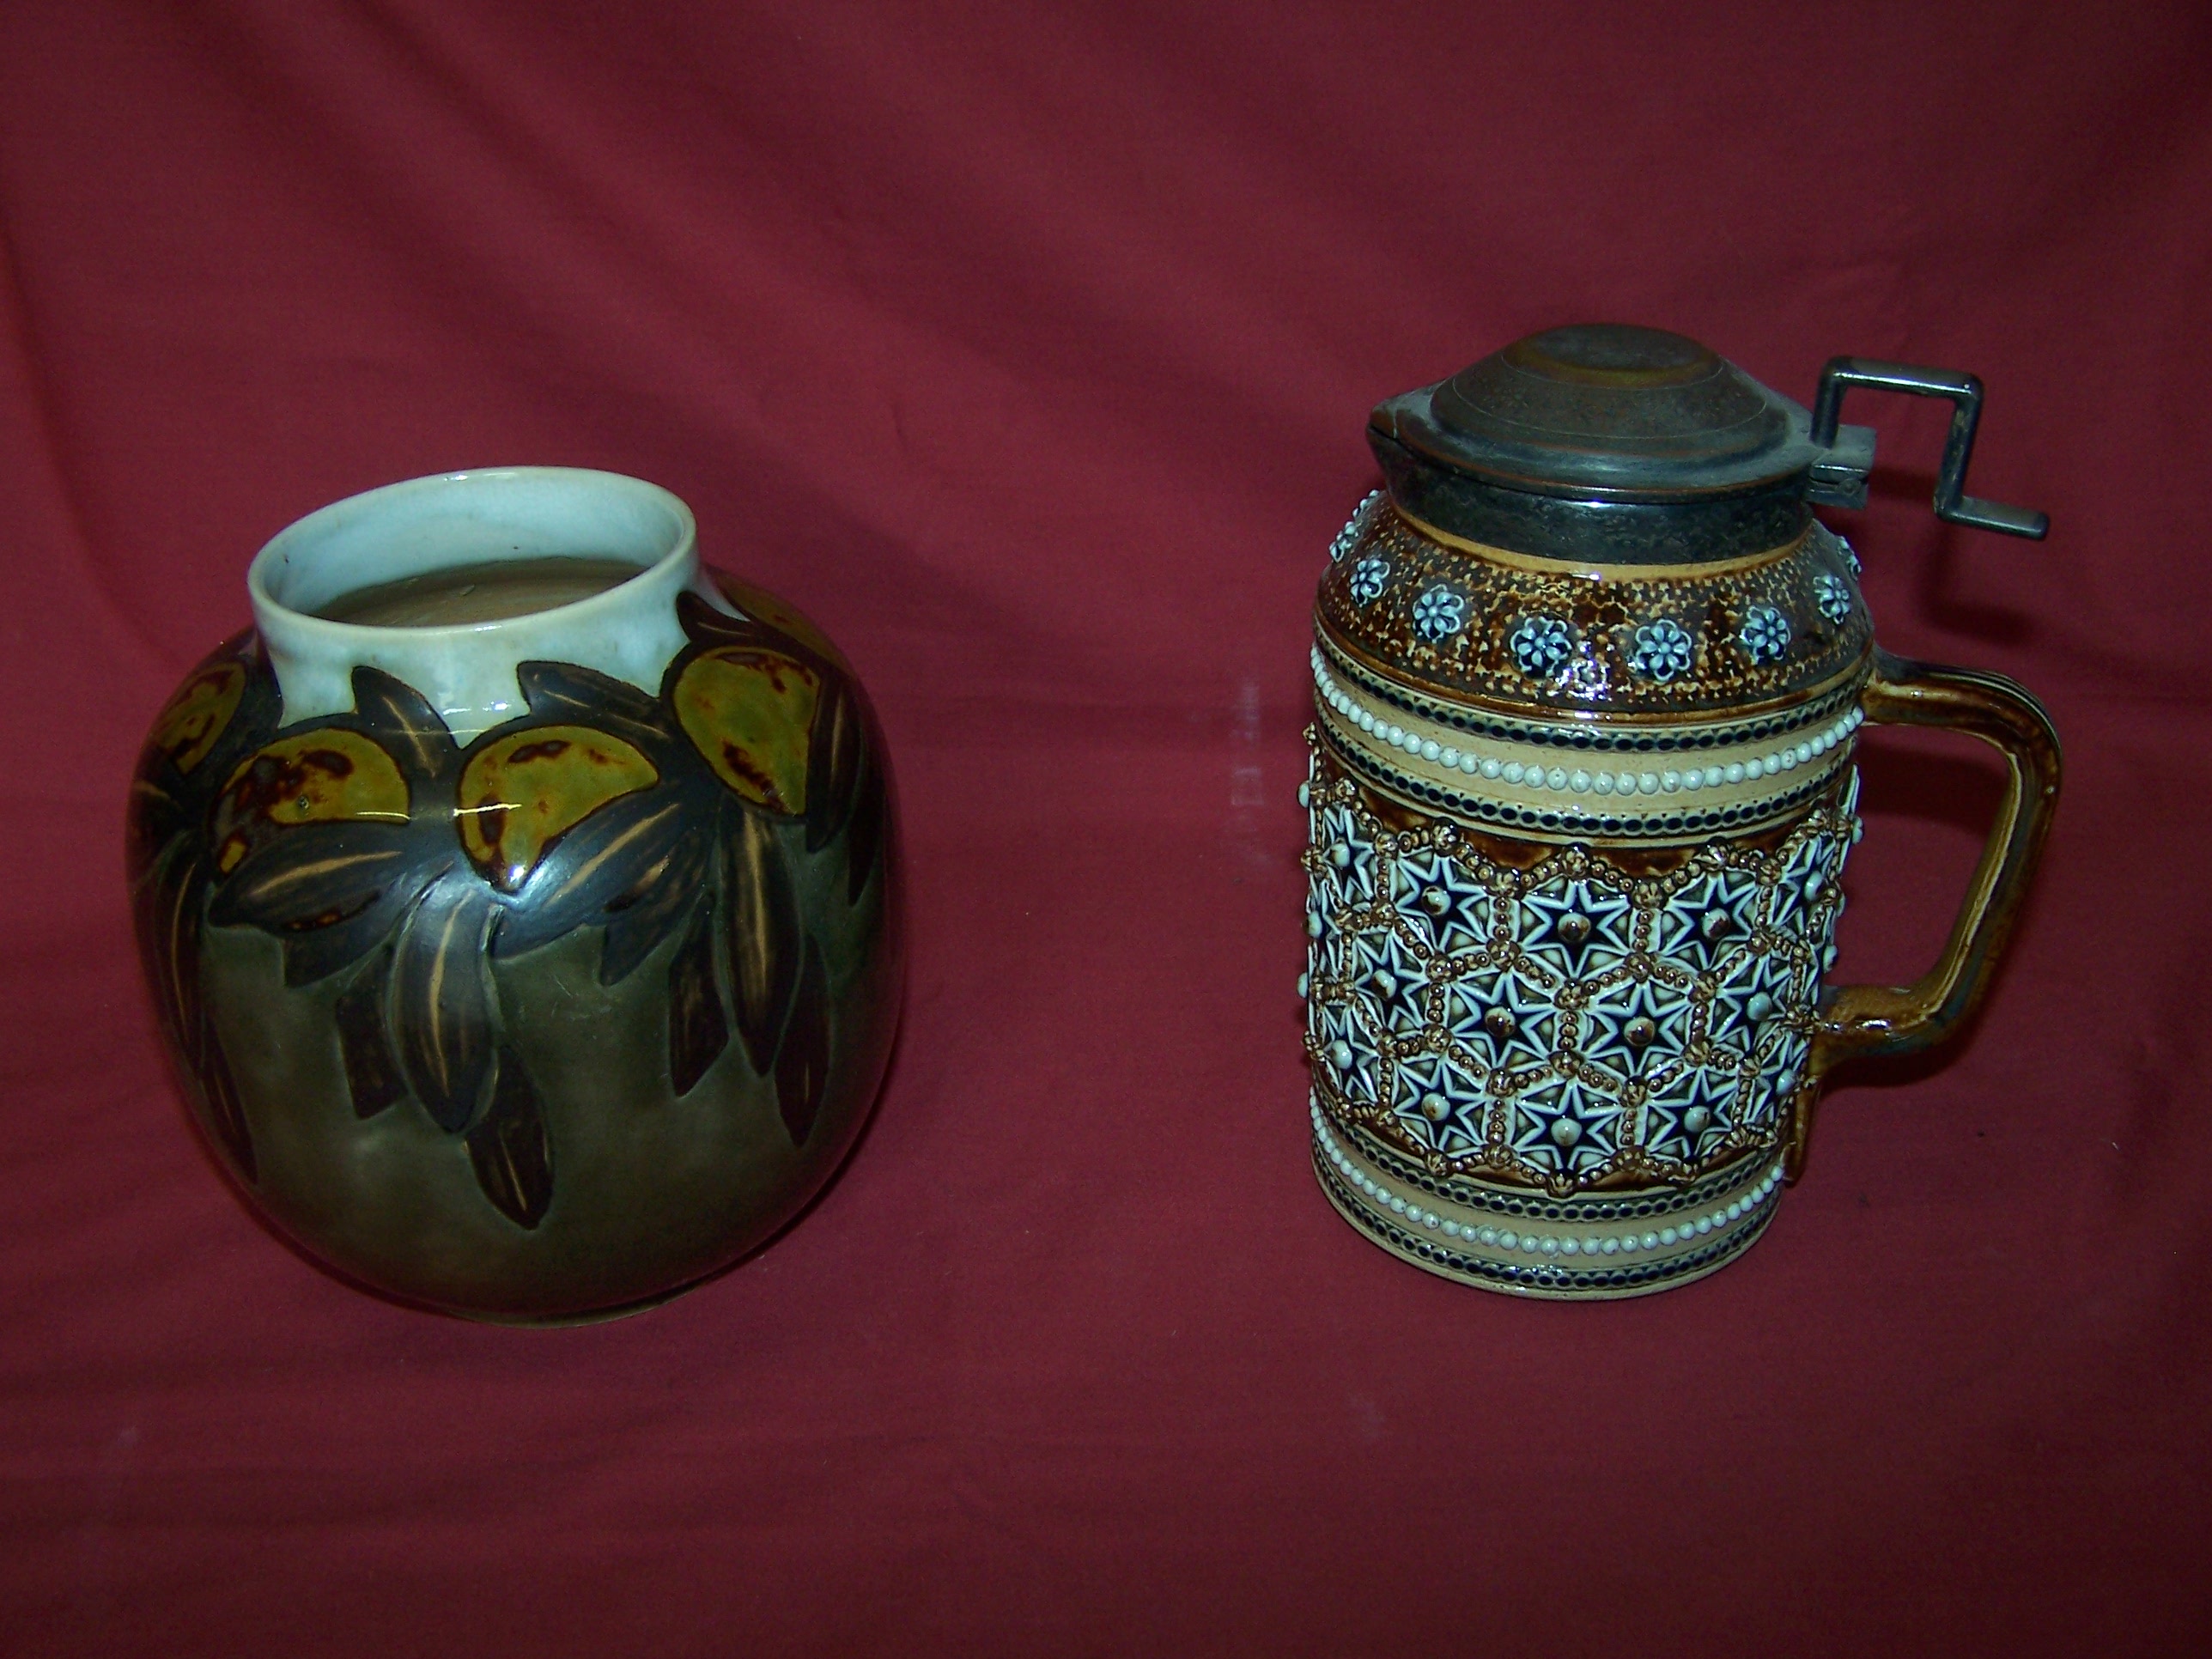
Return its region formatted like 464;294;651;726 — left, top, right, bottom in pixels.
1310;1106;1784;1300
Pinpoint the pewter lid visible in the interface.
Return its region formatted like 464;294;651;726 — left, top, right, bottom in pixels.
1368;324;1854;565
1369;323;2046;565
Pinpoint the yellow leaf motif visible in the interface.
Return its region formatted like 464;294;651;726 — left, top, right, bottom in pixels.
459;726;659;892
213;729;411;873
149;660;246;775
674;648;819;815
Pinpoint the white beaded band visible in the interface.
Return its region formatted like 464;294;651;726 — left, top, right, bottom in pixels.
1311;1099;1784;1289
1311;647;1860;829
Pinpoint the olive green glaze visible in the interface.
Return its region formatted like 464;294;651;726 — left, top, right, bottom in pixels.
129;574;902;1322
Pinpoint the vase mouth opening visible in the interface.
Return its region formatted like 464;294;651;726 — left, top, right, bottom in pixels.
248;467;698;636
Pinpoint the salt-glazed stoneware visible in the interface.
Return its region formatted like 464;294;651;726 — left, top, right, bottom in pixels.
128;469;901;1321
1302;326;2059;1298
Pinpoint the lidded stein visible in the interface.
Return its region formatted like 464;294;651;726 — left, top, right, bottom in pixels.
1301;325;2059;1297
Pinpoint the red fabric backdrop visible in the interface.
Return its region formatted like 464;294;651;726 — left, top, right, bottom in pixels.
3;3;2209;1652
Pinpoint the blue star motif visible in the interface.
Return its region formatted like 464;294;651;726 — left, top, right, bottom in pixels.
1517;878;1635;981
1313;802;1377;917
1316;1000;1383;1106
1769;830;1845;936
1581;973;1693;1082
1390;1048;1487;1156
1509;1075;1622;1177
1391;850;1487;955
1741;1027;1811;1131
1639;1063;1740;1164
1349;927;1429;1037
1708;949;1799;1051
1650;866;1765;975
1441;970;1557;1072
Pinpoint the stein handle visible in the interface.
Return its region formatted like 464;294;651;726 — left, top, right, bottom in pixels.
1789;648;2062;1171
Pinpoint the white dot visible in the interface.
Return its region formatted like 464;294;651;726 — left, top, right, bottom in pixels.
1727;1200;1744;1218
1443;1220;1461;1237
1570;769;1592;793
1547;768;1568;790
1662;771;1681;793
1638;773;1660;795
1694;1217;1713;1235
1704;766;1725;787
1659;1226;1678;1245
1423;1212;1439;1229
1560;1237;1580;1255
1539;1236;1559;1255
1358;710;1375;732
1593;772;1614;795
1641;1232;1660;1250
1460;753;1479;774
1583;1237;1602;1255
1437;745;1457;766
1725;763;1746;784
1297;783;1310;807
1616;771;1638;794
1504;763;1526;784
1498;1231;1517;1249
1386;725;1404;744
1681;769;1703;792
1375;1187;1392;1204
1601;1237;1620;1255
1479;1227;1498;1245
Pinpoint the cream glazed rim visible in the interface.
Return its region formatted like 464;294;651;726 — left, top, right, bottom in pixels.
247;466;740;744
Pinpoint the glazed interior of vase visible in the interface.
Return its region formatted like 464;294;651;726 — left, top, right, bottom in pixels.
313;555;643;627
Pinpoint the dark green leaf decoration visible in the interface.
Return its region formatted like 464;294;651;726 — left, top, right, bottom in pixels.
843;756;887;905
804;680;865;854
349;665;457;790
599;826;709;987
137;840;210;1070
490;792;688;963
775;940;831;1146
209;823;432;987
335;951;407;1120
722;809;802;1076
465;1048;553;1229
389;877;498;1133
666;900;730;1097
514;659;668;753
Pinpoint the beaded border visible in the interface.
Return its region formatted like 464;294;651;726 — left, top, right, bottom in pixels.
1316;635;1866;753
1313;1102;1785;1293
1317;724;1845;841
1328;1108;1778;1224
1316;1148;1776;1295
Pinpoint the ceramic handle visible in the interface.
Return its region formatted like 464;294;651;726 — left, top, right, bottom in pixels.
1811;648;2062;1082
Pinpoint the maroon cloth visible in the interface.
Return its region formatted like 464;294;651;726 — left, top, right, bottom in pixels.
3;3;2207;1651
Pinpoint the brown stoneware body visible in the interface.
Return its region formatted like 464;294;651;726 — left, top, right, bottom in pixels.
1302;327;2058;1297
128;469;902;1321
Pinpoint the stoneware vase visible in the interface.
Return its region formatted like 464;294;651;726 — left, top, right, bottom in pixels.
128;468;902;1322
1302;325;2060;1298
